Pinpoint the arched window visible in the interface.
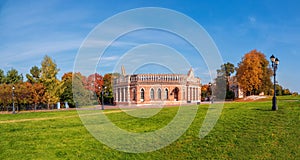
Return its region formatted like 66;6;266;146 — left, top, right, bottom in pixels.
125;87;128;101
141;88;145;101
174;87;179;101
158;88;162;100
117;88;120;102
121;88;124;102
150;88;154;100
190;87;192;101
165;88;169;100
196;88;199;101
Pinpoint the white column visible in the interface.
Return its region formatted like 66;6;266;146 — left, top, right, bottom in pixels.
117;88;119;102
187;86;189;101
196;87;199;101
123;88;126;102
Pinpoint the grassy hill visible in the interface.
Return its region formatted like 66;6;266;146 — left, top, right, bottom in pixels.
0;96;299;159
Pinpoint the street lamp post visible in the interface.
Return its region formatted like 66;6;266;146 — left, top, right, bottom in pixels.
208;82;212;102
12;86;15;114
270;55;279;111
98;86;101;104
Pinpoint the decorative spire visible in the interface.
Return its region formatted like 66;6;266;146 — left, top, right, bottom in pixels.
121;65;126;76
187;67;194;78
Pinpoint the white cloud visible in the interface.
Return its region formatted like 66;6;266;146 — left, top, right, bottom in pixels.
0;39;81;62
100;56;119;61
82;38;139;49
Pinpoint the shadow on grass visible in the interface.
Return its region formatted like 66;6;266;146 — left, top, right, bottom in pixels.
251;108;275;112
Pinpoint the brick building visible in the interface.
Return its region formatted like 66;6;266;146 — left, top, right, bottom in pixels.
113;66;201;105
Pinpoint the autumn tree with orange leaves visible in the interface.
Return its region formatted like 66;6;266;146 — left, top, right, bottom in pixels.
236;50;272;96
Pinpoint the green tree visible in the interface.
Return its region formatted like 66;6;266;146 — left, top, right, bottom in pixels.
215;62;235;99
236;50;272;96
6;68;23;84
72;72;94;106
282;88;291;95
0;69;5;84
26;66;41;83
40;55;64;109
60;72;75;107
218;62;235;77
214;76;226;100
275;84;283;96
103;73;114;104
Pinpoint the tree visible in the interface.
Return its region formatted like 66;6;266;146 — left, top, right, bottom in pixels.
14;82;33;111
236;50;272;96
0;81;47;111
0;69;5;84
60;72;75;107
282;88;291;95
216;62;235;99
275;84;283;96
201;84;209;101
26;66;41;84
217;62;235;77
0;84;12;111
84;73;103;104
40;55;64;109
214;75;226;100
32;83;46;110
85;73;103;92
6;68;23;84
72;72;94;106
103;73;114;104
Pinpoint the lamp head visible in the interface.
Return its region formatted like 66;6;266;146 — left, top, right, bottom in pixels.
275;58;279;65
270;55;275;62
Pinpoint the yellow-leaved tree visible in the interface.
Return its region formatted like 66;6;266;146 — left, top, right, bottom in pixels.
236;50;272;96
40;55;65;109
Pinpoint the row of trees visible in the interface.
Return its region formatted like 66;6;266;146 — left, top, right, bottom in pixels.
0;55;114;111
0;55;62;111
208;49;293;100
1;50;294;110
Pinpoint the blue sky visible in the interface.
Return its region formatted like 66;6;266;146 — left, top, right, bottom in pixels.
1;0;300;92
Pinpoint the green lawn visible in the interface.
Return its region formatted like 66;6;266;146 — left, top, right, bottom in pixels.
0;96;299;159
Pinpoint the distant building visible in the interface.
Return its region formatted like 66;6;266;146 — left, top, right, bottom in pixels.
229;76;244;98
113;66;201;105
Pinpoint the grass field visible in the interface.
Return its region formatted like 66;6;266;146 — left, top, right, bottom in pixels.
1;96;299;159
